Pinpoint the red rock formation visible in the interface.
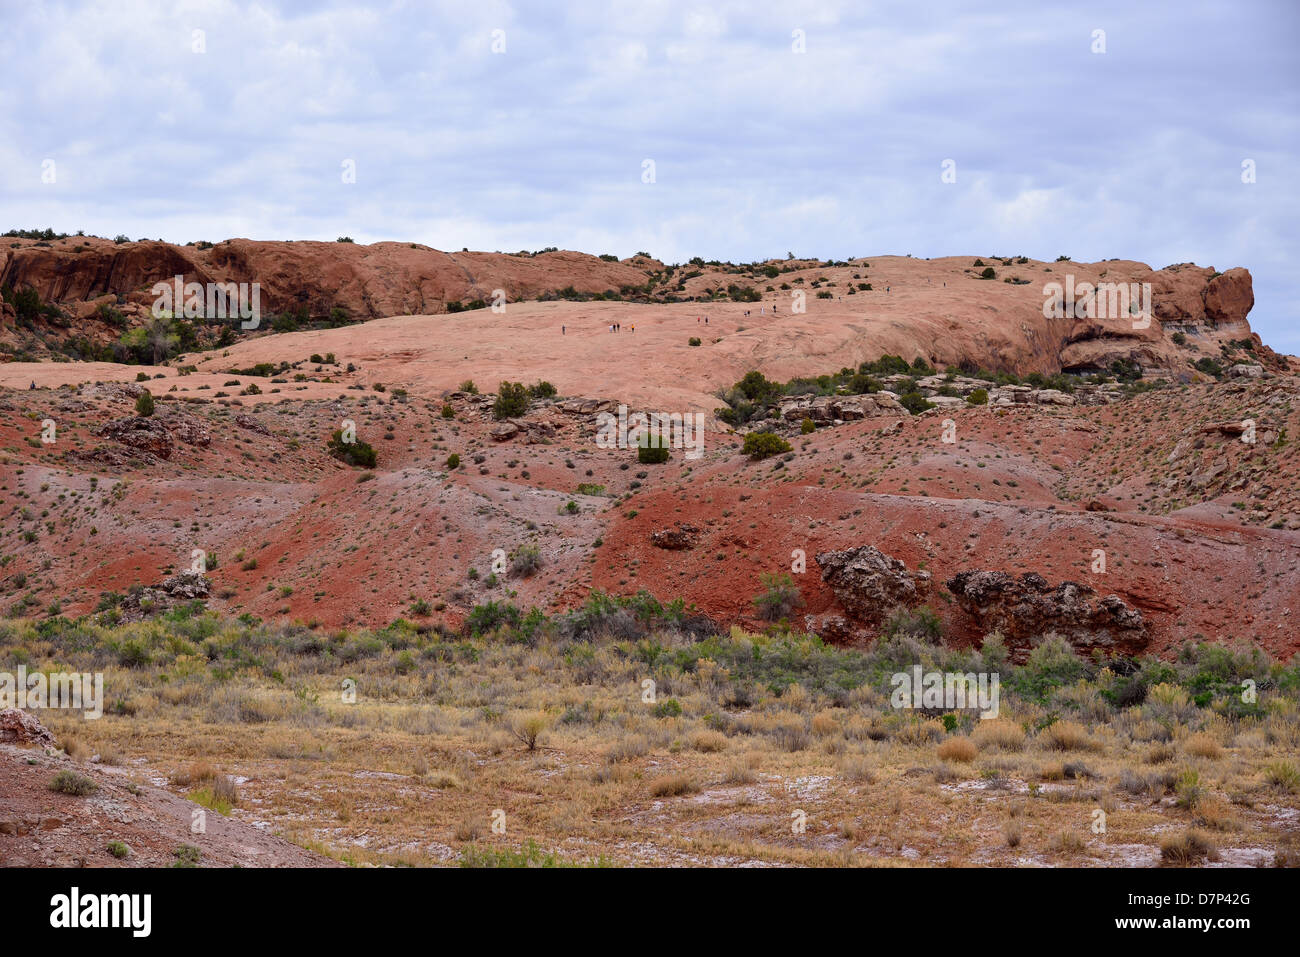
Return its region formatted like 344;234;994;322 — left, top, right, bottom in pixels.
945;570;1148;658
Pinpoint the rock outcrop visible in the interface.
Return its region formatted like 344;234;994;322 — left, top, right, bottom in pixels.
780;393;905;423
118;572;211;621
650;523;700;550
558;398;619;416
2;239;1280;385
159;413;211;447
815;546;931;635
945;570;1147;657
0;708;55;747
94;416;173;459
0;238;651;325
235;413;271;435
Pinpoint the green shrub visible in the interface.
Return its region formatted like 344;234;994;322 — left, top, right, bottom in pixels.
638;435;670;464
1008;634;1086;703
654;697;684;718
118;639;151;667
742;431;791;460
107;840;130;859
493;382;530;419
689;337;702;347
899;391;933;415
800;418;816;434
50;770;98;796
465;600;522;636
882;605;943;642
134;390;155;417
510;544;543;578
172;844;201;868
966;387;988;405
327;431;377;468
446;453;460;469
1193;357;1223;379
753;573;803;621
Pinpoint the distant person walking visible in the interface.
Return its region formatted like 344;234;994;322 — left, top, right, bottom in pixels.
562;325;566;335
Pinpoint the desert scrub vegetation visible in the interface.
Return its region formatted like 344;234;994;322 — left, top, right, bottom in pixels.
637;434;671;465
752;573;803;621
326;430;377;468
50;769;98;796
741;430;792;460
492;381;531;419
3;602;1297;867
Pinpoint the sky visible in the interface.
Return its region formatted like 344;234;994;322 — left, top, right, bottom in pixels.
2;1;1297;350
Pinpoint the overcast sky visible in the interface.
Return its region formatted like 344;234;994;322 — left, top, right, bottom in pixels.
2;1;1297;350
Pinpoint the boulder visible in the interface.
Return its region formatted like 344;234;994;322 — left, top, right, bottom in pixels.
558;398;618;416
650;523;700;550
1199;421;1251;438
945;570;1147;657
118;572;211;621
94;416;173;458
160;413;211;447
0;708;54;747
1203;267;1255;327
815;545;931;632
235;413;271;435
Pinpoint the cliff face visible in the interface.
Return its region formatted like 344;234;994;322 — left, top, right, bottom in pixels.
0;236;1282;380
1054;265;1265;375
0;237;652;320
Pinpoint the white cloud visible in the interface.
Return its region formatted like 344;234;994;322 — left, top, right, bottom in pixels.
1;0;1296;348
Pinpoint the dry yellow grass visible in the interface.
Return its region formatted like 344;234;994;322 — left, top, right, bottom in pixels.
1040;720;1095;751
936;737;978;763
1183;732;1223;759
13;618;1299;868
649;774;700;798
1160;829;1219;865
973;719;1025;751
690;730;728;753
